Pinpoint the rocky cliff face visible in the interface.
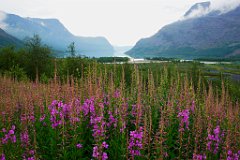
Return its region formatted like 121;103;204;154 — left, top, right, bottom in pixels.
126;2;240;59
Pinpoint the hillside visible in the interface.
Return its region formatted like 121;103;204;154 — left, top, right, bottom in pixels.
0;28;23;48
126;2;240;59
2;13;114;57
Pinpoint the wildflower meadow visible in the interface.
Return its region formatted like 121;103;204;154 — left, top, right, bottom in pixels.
0;63;239;160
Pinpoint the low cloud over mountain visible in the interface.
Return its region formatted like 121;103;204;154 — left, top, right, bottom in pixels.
184;0;240;19
0;11;7;29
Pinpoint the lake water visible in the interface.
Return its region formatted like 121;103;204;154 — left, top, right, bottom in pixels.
113;46;135;57
112;51;234;65
113;52;131;58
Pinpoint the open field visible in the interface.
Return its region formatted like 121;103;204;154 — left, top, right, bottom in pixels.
0;62;239;159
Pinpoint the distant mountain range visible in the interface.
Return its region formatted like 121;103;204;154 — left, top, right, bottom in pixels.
1;12;114;57
0;28;23;48
126;1;240;59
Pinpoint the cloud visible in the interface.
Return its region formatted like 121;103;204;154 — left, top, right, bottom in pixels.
184;3;210;19
210;0;240;13
183;0;240;20
0;11;8;29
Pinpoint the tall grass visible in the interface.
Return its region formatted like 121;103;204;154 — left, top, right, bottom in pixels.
0;63;239;160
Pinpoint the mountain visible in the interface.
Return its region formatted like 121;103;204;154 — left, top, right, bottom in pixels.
2;13;114;57
126;2;240;59
184;1;211;18
0;28;23;48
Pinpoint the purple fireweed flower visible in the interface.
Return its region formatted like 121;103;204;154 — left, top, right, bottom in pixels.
40;114;46;122
90;104;95;114
62;104;71;115
0;154;5;160
1;125;16;144
1;136;8;144
9;129;14;135
164;152;169;158
207;141;212;151
21;130;29;147
120;126;126;133
107;111;117;128
114;90;120;98
178;109;190;131
102;141;109;149
102;152;108;160
81;98;95;116
76;143;82;149
70;117;80;123
228;150;233;155
227;150;240;160
131;105;137;117
92;146;99;158
98;102;104;109
2;128;6;133
103;95;110;106
82;102;89;116
193;153;207;160
207;125;223;154
48;100;73;128
22;149;35;160
214;125;220;135
51;100;58;106
29;150;35;155
58;101;64;108
11;135;16;143
91;116;106;138
128;127;143;158
93;146;108;160
11;125;15;130
29;115;35;122
86;99;109;160
21;114;35;122
21;114;27;121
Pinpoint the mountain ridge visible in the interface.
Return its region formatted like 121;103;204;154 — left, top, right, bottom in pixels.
126;2;240;59
1;12;114;57
0;28;23;48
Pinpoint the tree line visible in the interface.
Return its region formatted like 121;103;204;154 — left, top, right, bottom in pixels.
0;35;92;81
0;35;129;82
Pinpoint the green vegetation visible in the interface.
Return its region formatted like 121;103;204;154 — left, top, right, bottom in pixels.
0;35;53;80
145;57;178;61
0;35;240;159
93;57;130;63
67;42;76;57
194;57;240;62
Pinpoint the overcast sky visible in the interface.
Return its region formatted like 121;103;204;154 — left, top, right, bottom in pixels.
0;0;239;46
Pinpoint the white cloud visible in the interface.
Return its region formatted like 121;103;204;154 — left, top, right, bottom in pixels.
184;4;211;19
211;0;240;13
0;11;8;29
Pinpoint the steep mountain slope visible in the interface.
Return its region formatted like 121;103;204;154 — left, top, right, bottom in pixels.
184;1;211;18
3;13;114;57
126;2;240;59
0;28;23;48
